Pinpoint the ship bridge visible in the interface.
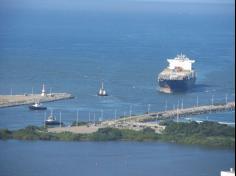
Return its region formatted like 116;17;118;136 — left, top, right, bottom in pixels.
167;54;195;71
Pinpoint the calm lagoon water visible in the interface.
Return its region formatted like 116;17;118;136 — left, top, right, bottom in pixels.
0;1;235;175
0;140;234;176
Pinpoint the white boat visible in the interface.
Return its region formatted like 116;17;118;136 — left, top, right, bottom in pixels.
45;111;62;126
29;101;47;110
98;82;108;96
221;168;235;176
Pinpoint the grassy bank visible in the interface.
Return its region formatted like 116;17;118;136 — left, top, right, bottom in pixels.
0;121;234;149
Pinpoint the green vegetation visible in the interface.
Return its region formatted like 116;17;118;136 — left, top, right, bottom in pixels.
161;121;235;148
0;121;234;149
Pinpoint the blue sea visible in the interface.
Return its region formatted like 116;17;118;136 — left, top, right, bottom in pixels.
0;1;235;175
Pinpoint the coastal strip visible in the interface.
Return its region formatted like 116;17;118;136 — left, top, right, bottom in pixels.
1;121;235;148
0;93;74;108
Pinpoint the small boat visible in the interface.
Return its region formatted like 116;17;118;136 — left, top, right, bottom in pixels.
98;82;108;96
29;101;47;110
45;112;63;126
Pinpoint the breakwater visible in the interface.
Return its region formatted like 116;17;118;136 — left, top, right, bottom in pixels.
48;102;235;134
117;102;235;123
0;93;74;108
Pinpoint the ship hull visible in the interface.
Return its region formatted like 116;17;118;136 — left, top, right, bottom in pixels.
29;106;47;110
45;121;63;126
158;77;196;93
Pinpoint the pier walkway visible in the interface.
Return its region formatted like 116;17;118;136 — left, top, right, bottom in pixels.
49;101;235;134
0;93;74;108
117;101;235;123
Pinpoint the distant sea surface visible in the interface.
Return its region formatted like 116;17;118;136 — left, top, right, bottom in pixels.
0;2;234;129
0;1;235;176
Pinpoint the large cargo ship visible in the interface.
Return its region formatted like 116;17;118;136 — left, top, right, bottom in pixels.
158;54;196;93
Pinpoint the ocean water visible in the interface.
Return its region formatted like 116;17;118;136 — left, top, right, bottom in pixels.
0;1;235;129
0;1;235;175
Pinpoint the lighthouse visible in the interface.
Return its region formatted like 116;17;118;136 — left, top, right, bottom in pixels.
41;84;46;96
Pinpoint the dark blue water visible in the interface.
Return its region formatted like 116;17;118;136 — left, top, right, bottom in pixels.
0;1;235;129
0;1;235;175
0;140;234;176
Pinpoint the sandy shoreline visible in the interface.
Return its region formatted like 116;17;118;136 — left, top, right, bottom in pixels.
48;125;100;134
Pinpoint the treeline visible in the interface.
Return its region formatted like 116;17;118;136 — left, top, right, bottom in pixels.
0;126;159;141
0;121;234;149
162;121;235;148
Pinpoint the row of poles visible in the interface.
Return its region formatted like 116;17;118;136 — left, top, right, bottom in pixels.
42;93;233;127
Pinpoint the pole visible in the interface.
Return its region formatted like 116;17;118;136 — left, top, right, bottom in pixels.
211;95;214;106
196;96;199;107
176;108;179;123
101;109;103;121
94;112;96;125
44;112;46;128
89;112;91;123
165;100;168;111
114;109;117;121
129;105;132;118
147;104;151;114
181;99;183;110
156;114;158;124
60;112;62;128
76;110;79;126
225;94;228;105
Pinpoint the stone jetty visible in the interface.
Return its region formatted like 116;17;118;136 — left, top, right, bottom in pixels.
0;93;74;108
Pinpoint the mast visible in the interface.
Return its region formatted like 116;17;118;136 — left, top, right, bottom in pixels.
101;82;104;90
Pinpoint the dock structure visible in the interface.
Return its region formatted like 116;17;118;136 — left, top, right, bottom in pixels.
115;102;235;123
0;93;74;108
48;101;235;134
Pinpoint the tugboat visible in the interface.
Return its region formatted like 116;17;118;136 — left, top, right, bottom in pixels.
44;111;63;126
98;82;108;96
29;101;47;110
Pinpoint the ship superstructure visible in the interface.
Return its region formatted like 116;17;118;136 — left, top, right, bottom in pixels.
158;54;196;93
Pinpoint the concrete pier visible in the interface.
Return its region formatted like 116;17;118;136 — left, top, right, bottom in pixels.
49;102;235;134
117;102;235;123
0;93;74;108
